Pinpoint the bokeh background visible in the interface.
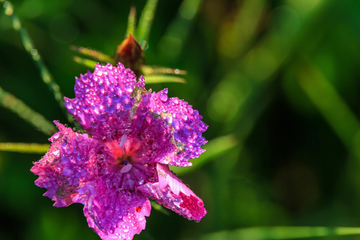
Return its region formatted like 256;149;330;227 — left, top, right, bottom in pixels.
1;0;360;239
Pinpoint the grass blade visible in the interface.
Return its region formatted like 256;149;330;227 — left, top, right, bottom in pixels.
72;56;98;69
2;0;73;123
0;86;56;135
0;142;49;154
136;0;158;42
171;134;239;175
70;45;114;63
126;6;136;38
201;226;360;240
158;0;202;60
144;75;185;84
295;59;360;158
150;201;170;216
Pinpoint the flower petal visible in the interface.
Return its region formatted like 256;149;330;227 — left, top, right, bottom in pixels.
80;177;151;240
128;93;178;165
149;89;208;166
64;63;144;139
137;163;206;221
30;121;98;207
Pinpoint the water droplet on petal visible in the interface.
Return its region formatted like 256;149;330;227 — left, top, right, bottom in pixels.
160;93;168;102
63;167;73;176
120;164;132;173
53;150;60;157
61;155;69;164
124;84;132;92
106;105;115;113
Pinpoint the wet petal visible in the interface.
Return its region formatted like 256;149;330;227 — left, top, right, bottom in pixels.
31;121;98;207
80;177;151;240
137;164;206;221
64;63;144;139
148;89;208;166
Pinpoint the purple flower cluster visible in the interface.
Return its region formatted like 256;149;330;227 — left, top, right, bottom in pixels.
31;63;208;240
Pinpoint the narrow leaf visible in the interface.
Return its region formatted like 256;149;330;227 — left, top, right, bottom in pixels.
201;227;360;240
136;0;158;42
0;86;56;135
2;1;73;123
0;143;50;154
144;75;186;84
126;6;136;38
150;201;170;216
158;0;202;60
171;134;239;175
70;46;114;63
72;56;98;69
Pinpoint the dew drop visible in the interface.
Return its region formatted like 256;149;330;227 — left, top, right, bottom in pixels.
64;100;73;109
63;167;73;176
159;93;168;102
120;164;132;173
124;84;132;92
61;155;69;164
52;149;60;157
106;105;115;113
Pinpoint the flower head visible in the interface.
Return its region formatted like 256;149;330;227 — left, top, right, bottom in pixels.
31;63;208;240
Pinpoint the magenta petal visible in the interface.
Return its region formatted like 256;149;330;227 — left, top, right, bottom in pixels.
80;177;151;240
65;63;142;139
148;89;208;166
31;121;98;207
137;164;206;221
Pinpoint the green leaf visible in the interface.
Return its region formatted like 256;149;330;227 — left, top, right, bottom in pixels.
144;75;186;84
0;143;50;154
72;56;98;69
201;227;360;240
70;46;114;64
126;6;136;38
150;201;170;216
2;1;72;123
0;86;56;136
171;134;239;175
136;0;158;42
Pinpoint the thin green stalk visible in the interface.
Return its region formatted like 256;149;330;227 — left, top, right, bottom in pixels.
0;142;50;154
2;0;73;123
136;0;158;42
0;86;56;135
201;226;360;240
295;59;360;159
158;0;202;60
126;6;136;38
171;134;239;175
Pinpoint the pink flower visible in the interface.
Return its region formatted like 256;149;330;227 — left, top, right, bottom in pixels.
31;63;208;240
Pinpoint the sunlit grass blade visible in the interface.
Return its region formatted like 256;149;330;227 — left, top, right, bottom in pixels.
150;201;170;216
295;60;360;158
126;6;136;38
72;56;98;69
201;226;360;240
2;0;73;123
142;65;187;75
171;134;239;175
0;142;49;154
218;0;266;58
0;86;56;136
136;0;158;42
144;75;185;84
158;0;202;60
70;45;114;63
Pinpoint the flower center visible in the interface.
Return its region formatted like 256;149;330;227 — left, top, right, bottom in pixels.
117;156;133;173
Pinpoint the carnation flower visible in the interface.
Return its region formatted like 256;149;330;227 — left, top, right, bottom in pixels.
31;63;208;240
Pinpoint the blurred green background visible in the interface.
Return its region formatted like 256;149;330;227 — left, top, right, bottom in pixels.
1;0;360;239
